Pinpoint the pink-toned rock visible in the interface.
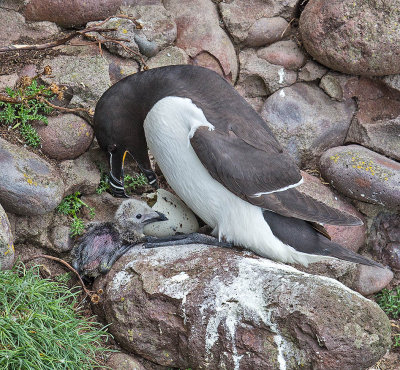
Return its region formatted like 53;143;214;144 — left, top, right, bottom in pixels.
245;17;290;47
93;245;391;369
298;171;366;253
0;73;18;91
106;353;147;370
35;114;93;160
257;40;306;70
300;0;400;76
164;0;237;81
23;0;122;27
320;145;400;209
352;265;394;296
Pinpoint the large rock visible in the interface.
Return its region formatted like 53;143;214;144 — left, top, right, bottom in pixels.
320;145;400;209
0;203;14;270
219;0;297;43
40;55;111;109
35;114;93;160
261;83;356;168
93;245;391;369
164;0;238;81
300;0;400;76
0;138;64;216
22;0;122;28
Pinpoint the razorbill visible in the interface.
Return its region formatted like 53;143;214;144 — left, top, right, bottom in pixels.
93;65;381;268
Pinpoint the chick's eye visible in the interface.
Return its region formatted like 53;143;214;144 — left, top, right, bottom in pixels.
136;214;142;219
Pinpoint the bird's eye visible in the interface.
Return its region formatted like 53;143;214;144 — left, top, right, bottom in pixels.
136;214;142;219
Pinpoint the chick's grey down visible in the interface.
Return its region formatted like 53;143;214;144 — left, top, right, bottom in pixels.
93;65;381;268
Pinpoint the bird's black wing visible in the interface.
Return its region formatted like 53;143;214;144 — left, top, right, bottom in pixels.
191;127;361;226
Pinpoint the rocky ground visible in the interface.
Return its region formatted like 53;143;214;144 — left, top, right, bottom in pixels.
0;0;399;369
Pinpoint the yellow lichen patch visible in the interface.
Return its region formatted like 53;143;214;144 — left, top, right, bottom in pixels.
23;173;38;186
348;153;393;181
122;29;128;34
4;243;14;255
330;154;341;163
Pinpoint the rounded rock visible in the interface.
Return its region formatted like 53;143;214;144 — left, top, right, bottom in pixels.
320;145;400;209
352;265;393;296
261;83;356;167
35;114;93;160
0;138;64;216
245;17;290;47
23;0;122;28
257;40;306;70
300;0;400;76
0;203;14;270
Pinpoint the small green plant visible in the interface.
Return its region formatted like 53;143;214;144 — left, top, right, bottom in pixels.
376;286;400;348
96;169;111;194
57;191;95;237
376;286;400;319
0;263;113;369
0;79;54;148
124;173;148;194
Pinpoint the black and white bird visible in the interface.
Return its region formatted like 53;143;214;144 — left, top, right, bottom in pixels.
94;65;381;268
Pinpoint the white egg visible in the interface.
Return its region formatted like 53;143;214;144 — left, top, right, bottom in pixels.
143;189;199;237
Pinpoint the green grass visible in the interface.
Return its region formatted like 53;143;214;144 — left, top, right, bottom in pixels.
0;79;54;148
96;171;148;195
376;286;400;348
0;263;113;369
57;191;95;237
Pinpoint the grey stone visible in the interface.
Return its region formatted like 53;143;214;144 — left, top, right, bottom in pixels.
0;9;25;45
238;48;297;96
0;73;18;91
219;0;298;43
34;114;94;161
147;46;189;69
300;0;400;76
40;55;111;109
50;225;73;253
261;83;356;168
257;40;306;70
93;245;391;369
0;203;14;270
59;152;101;195
346;116;400;162
320;145;400;209
245;17;290;47
298;61;328;82
0;138;64;216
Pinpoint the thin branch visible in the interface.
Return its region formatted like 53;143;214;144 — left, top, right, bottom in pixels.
0;27;116;53
28;254;100;303
40;97;94;116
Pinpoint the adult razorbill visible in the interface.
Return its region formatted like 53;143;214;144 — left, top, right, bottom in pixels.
94;65;381;267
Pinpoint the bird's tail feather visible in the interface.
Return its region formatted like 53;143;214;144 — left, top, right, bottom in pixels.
319;239;383;268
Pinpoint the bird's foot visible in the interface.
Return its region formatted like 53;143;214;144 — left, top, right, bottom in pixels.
143;233;232;249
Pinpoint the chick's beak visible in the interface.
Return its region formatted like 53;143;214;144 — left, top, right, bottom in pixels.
142;210;168;224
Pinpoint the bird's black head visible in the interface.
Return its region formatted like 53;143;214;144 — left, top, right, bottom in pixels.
94;79;158;198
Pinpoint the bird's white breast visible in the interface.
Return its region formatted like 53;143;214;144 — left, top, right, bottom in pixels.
143;96;324;265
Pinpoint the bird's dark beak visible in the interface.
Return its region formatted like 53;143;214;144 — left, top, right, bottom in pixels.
109;151;129;198
142;210;168;224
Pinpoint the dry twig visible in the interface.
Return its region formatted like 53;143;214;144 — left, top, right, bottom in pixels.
28;254;101;303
